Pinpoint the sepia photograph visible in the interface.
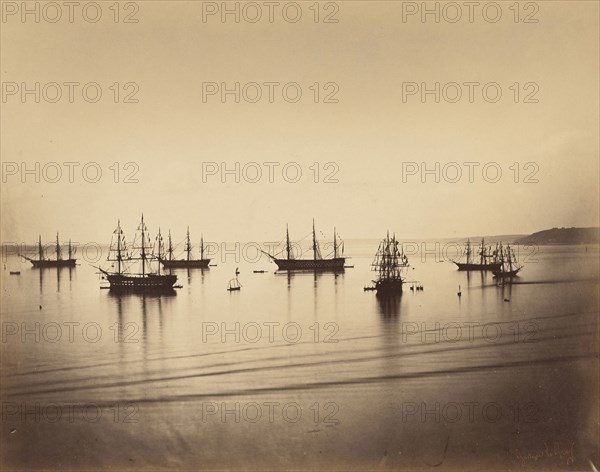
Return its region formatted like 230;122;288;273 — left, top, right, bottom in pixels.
1;1;599;470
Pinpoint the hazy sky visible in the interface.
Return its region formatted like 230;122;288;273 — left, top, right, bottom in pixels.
1;1;599;244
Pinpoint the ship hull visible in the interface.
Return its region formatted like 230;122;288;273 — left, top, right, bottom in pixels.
104;273;178;292
160;259;210;269
492;269;521;278
454;262;501;271
29;259;77;268
273;258;345;271
375;279;403;295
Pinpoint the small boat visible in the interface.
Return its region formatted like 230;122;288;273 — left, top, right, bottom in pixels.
253;270;267;273
344;265;354;268
363;285;377;291
9;271;20;275
457;285;462;297
227;276;241;291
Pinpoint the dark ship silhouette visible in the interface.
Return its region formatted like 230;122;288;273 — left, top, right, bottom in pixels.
159;227;210;269
492;243;523;278
366;232;409;295
261;220;345;271
99;215;177;291
22;234;76;268
452;238;501;271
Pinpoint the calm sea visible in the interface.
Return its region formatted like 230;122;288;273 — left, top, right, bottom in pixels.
1;242;598;470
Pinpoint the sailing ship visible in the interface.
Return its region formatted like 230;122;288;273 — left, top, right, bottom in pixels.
22;234;77;268
492;243;522;278
366;232;409;295
452;238;501;271
261;220;345;271
99;216;177;291
160;227;211;269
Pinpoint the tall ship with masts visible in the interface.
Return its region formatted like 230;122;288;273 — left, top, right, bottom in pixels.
159;227;211;269
22;234;77;268
261;220;345;271
452;238;501;271
366;232;410;295
492;243;522;278
99;215;177;291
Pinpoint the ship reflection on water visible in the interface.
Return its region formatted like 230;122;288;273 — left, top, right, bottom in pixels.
375;293;402;318
36;266;74;294
1;244;598;471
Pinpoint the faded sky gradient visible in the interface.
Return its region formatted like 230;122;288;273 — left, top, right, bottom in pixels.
1;0;599;244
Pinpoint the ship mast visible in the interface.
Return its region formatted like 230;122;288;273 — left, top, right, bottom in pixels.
116;220;123;275
465;239;471;265
157;228;163;275
38;235;44;260
286;224;291;260
200;235;205;259
394;234;401;279
312;220;317;260
312;219;322;260
186;226;191;262
333;227;338;259
390;232;396;279
384;231;391;280
140;215;146;277
56;233;61;261
68;239;72;260
390;232;395;279
479;238;485;265
498;243;504;271
168;230;174;261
